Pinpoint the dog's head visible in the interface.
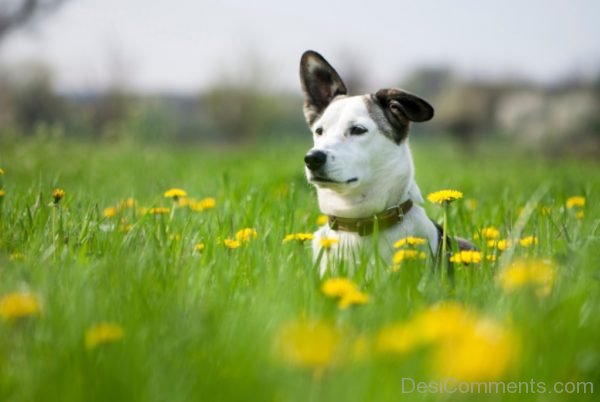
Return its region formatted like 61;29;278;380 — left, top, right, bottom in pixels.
299;50;434;216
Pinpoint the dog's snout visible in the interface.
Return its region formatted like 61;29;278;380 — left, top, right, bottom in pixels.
304;150;327;171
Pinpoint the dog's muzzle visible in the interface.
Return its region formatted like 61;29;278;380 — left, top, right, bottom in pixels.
304;150;327;171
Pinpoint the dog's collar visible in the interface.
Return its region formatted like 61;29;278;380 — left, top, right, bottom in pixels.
327;200;413;236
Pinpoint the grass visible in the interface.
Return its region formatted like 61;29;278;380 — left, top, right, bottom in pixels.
0;137;599;402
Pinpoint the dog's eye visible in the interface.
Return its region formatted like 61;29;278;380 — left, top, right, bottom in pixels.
315;127;323;136
349;125;368;135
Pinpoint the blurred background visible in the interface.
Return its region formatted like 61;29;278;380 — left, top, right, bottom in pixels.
0;0;599;155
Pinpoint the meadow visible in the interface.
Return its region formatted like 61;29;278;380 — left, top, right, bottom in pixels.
0;136;598;402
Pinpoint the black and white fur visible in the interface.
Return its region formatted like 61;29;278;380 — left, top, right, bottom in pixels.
300;50;441;275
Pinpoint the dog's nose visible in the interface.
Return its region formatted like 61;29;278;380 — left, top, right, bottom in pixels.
304;150;327;171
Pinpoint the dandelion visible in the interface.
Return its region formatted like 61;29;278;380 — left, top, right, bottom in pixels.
450;250;482;264
393;236;426;248
283;233;314;244
273;318;340;368
321;278;368;309
426;189;463;205
321;278;358;298
316;215;328;226
235;228;257;243
319;236;339;249
432;318;518;381
52;188;65;204
147;207;170;215
0;291;40;321
566;196;585;209
475;226;500;240
497;258;555;297
519;236;538;248
376;302;519;381
195;197;216;210
103;206;117;218
393;249;426;264
195;242;205;252
163;188;187;200
223;238;241;249
338;290;369;309
9;252;25;261
487;239;512;251
85;323;124;349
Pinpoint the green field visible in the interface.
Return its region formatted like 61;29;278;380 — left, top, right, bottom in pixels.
0;137;599;402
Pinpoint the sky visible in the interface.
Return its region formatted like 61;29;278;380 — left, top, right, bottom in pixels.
1;0;599;93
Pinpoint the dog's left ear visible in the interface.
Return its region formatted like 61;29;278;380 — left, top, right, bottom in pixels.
300;50;348;126
374;89;434;141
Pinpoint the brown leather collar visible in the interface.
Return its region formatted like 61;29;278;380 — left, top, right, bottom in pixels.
328;200;413;236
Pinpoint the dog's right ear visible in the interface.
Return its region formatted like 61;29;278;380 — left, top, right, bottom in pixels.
300;50;347;126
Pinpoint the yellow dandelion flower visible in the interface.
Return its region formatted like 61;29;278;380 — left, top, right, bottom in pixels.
319;236;339;249
377;302;474;354
426;189;463;204
283;233;314;243
475;226;500;240
393;236;427;248
0;291;40;320
147;207;170;215
566;196;585;209
376;302;519;381
85;323;124;349
432;318;518;381
163;188;187;199
519;235;538;248
52;188;65;204
338;290;369;309
195;242;205;252
393;249;426;264
316;215;328;226
497;258;555;297
450;250;482;264
196;197;216;210
487;239;512;251
273;319;340;368
321;278;368;309
103;206;117;218
235;228;257;243
9;252;25;261
321;278;358;298
223;238;241;249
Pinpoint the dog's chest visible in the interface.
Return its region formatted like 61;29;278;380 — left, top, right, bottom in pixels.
312;205;439;275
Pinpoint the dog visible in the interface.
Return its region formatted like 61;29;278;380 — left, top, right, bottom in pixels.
299;50;467;275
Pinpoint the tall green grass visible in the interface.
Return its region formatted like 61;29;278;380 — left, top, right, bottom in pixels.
0;137;598;402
